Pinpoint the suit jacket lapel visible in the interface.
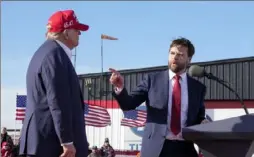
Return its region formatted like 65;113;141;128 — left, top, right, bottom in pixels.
187;75;196;124
162;70;169;108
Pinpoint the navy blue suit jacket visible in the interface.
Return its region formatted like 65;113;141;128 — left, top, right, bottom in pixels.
19;40;88;157
112;70;206;157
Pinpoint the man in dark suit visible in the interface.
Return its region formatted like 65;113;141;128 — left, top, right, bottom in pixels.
19;10;89;157
109;38;209;157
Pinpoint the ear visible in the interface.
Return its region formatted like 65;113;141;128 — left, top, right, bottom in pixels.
63;30;69;39
187;57;192;65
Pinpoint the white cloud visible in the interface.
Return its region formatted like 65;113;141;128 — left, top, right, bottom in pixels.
1;87;26;129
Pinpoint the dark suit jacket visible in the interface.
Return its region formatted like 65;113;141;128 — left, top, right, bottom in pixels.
19;39;88;157
112;70;206;157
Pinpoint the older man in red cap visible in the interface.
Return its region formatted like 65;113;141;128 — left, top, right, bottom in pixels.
19;10;89;157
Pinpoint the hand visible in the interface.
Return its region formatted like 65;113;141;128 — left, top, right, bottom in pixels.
60;144;76;157
201;119;210;124
109;68;124;88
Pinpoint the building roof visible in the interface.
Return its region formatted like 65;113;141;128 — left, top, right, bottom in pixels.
78;56;254;78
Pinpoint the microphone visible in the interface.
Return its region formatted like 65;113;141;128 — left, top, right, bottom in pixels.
188;65;249;115
188;65;225;82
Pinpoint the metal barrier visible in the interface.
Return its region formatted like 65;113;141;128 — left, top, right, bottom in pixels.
115;150;139;157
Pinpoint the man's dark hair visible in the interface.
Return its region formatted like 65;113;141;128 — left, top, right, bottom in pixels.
169;37;195;57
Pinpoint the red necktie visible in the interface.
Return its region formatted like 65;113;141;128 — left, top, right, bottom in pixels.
170;75;181;135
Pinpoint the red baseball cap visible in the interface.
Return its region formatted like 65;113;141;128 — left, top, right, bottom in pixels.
47;10;89;32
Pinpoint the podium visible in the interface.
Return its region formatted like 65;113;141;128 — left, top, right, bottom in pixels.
182;114;254;157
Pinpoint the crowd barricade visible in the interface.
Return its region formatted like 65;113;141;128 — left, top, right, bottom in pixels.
114;149;204;157
115;150;139;157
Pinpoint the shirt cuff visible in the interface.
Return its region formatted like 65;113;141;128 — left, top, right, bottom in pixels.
61;142;73;146
115;87;123;95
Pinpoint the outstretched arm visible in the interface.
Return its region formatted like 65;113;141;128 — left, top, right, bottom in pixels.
112;74;150;111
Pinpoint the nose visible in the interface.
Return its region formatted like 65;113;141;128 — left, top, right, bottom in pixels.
173;54;179;60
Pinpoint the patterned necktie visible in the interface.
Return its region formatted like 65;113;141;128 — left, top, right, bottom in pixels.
170;75;181;135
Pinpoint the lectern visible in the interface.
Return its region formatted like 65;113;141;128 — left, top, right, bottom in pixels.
182;114;254;157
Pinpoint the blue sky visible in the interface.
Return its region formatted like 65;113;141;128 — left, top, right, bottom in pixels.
2;1;254;128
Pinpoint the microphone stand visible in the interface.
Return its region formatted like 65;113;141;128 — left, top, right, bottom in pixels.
205;73;249;115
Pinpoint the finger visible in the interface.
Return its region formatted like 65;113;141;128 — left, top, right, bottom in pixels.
60;151;68;157
109;68;119;74
65;153;71;157
109;68;116;72
111;73;120;80
69;152;75;157
66;154;72;157
67;151;74;157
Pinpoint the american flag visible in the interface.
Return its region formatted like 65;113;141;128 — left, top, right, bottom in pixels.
101;34;118;40
121;110;147;127
16;95;27;121
84;103;111;127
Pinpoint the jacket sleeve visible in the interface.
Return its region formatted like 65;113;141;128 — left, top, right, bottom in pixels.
41;48;73;144
112;74;150;111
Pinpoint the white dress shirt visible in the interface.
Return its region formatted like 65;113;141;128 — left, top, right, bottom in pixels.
55;40;72;60
55;40;73;146
115;70;189;141
166;70;188;140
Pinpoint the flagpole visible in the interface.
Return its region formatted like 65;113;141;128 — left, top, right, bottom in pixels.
101;35;104;74
14;93;18;145
14;121;17;144
100;35;104;144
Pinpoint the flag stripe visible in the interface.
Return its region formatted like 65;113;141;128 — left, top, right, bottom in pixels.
84;104;111;127
16;95;27;121
121;110;146;127
121;121;144;127
15;95;111;127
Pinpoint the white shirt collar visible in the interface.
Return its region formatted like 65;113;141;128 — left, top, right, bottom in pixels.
169;69;187;81
55;40;72;59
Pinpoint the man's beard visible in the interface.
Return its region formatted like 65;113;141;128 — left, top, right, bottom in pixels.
168;62;186;73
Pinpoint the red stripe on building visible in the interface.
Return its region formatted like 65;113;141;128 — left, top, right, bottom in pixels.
85;100;254;109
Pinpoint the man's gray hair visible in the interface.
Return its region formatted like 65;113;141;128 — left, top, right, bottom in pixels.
45;24;64;40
